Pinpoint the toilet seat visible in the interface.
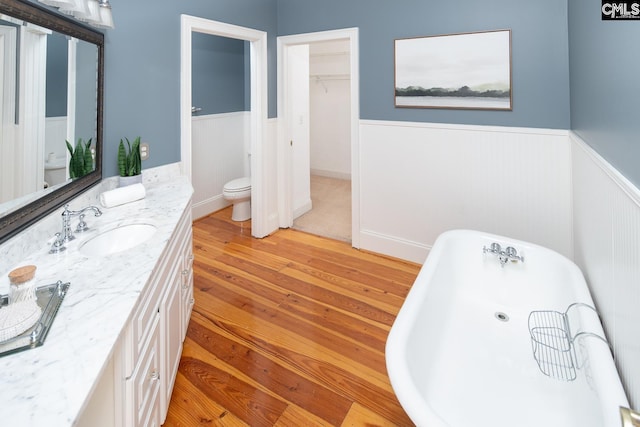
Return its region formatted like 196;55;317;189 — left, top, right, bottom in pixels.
223;177;251;193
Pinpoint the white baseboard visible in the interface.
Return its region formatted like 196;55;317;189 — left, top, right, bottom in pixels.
310;168;351;180
192;195;229;220
359;229;430;264
293;199;312;220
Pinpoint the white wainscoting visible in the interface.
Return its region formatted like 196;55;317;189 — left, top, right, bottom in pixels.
191;111;249;220
45;116;67;159
571;132;640;409
358;120;573;264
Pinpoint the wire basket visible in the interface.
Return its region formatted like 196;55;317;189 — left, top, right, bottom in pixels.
528;303;607;381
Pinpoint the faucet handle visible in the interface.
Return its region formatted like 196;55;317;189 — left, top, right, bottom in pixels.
483;242;501;254
49;233;67;254
76;214;89;232
505;246;524;262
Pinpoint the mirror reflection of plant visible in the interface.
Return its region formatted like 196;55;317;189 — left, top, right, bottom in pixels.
118;137;142;177
65;138;94;179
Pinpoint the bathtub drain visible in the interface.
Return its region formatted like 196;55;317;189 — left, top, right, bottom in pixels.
495;312;509;322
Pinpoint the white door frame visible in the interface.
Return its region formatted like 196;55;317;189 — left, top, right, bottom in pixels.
0;25;17;203
180;15;269;237
277;28;360;247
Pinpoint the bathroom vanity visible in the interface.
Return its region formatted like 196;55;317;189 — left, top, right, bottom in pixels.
0;169;194;426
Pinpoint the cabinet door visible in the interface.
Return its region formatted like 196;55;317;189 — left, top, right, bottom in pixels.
160;263;183;423
181;230;194;340
125;315;161;427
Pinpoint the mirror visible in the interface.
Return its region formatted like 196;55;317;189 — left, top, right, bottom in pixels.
0;0;103;244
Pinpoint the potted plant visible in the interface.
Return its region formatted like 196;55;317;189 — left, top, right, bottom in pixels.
117;136;142;186
65;137;94;179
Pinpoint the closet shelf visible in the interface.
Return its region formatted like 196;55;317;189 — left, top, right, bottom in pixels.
310;74;350;81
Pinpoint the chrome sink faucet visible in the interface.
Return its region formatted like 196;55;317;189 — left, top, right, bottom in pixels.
49;204;102;253
483;242;524;267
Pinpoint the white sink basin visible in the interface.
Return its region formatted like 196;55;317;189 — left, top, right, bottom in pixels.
79;223;157;257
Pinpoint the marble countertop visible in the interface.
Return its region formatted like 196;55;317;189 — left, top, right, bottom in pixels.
0;175;193;426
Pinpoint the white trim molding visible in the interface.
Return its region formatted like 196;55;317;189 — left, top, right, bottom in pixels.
277;27;360;247
180;15;271;237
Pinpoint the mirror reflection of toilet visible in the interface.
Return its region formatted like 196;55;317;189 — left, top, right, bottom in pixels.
44;154;67;187
223;177;251;221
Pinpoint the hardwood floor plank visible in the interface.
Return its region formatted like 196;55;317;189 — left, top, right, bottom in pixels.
211;253;398;328
251;236;414;299
272;228;419;275
341;402;406;427
193;262;389;372
187;317;352;425
166;208;419;426
164;371;248;427
281;264;404;320
189;307;410;425
274;404;333;427
178;355;287;427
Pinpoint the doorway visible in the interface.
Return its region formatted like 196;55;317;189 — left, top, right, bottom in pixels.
277;28;360;247
180;15;269;238
190;33;250;220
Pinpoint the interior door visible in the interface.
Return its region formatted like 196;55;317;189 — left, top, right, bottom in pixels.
287;44;311;219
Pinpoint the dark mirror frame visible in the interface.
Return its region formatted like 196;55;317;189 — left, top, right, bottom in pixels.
0;0;103;245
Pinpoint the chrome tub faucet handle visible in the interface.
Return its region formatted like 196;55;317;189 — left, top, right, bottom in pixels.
505;246;524;263
483;242;501;255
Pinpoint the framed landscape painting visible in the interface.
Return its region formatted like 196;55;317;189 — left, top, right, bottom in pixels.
395;29;512;110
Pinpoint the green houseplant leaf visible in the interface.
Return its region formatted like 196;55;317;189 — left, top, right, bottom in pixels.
83;138;93;175
117;136;142;177
66;138;94;179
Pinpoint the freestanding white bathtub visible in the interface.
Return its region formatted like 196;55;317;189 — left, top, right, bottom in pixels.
386;230;629;427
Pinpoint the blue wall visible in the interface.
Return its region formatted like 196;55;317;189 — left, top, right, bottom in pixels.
102;0;277;177
569;0;640;188
277;0;571;129
102;0;569;177
46;32;67;118
192;33;248;115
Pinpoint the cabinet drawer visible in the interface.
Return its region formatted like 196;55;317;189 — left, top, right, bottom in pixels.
126;316;161;427
124;219;188;375
124;272;164;376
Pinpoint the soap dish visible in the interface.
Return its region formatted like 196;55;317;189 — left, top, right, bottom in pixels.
0;281;70;357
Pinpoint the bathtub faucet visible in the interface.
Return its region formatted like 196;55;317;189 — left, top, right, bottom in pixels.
500;246;524;266
483;243;524;267
483;242;502;255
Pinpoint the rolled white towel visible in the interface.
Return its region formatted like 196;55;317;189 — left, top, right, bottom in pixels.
100;183;146;208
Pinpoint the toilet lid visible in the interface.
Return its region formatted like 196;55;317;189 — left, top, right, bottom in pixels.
224;177;251;192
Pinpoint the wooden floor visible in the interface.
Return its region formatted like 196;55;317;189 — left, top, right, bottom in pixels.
164;208;420;426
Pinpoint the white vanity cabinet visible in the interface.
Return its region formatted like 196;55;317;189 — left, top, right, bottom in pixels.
112;206;193;427
180;229;194;339
1;174;195;427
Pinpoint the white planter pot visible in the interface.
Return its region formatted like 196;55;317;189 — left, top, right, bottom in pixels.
118;174;142;187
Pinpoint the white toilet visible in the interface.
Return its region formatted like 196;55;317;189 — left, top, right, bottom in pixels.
44;156;67;187
223;177;251;221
